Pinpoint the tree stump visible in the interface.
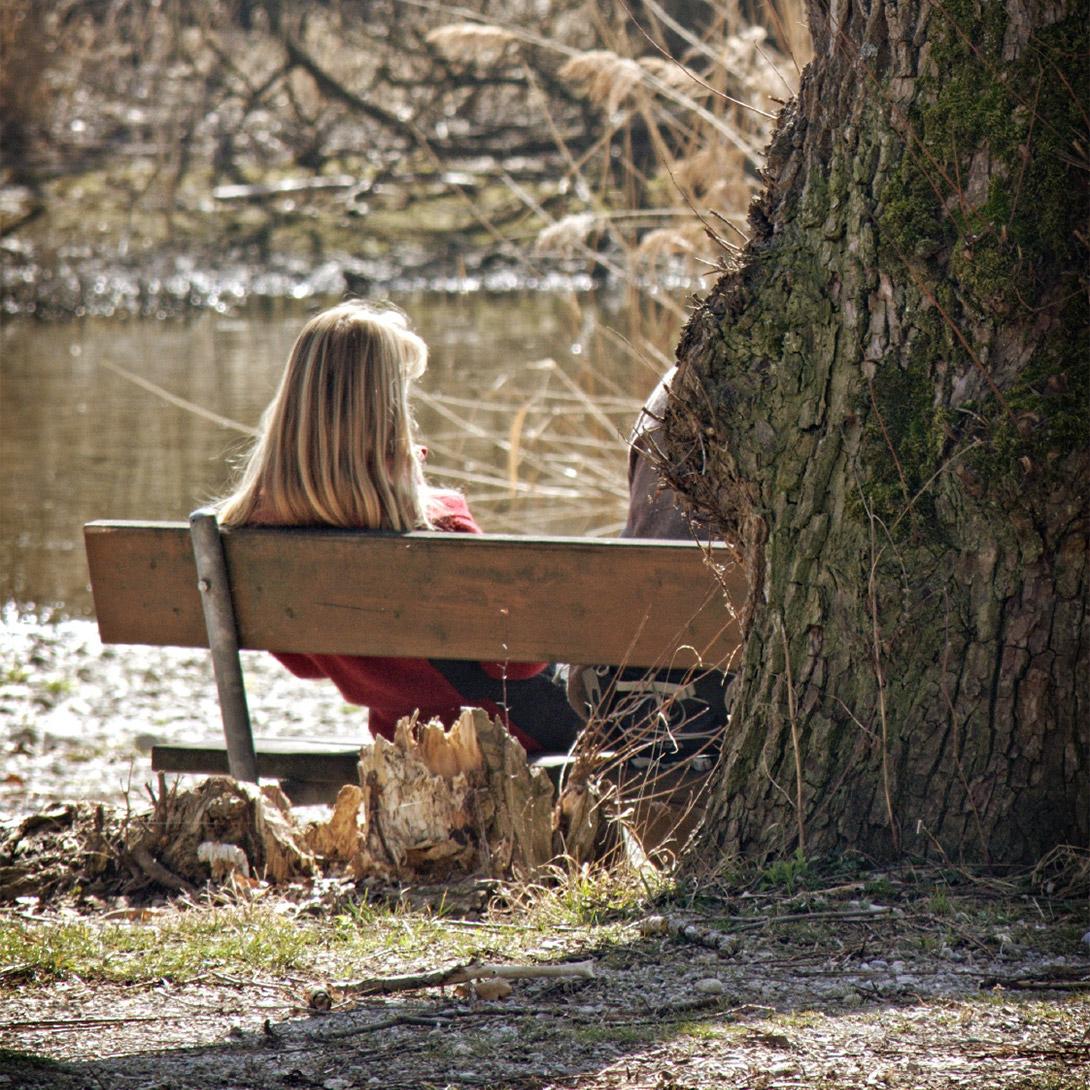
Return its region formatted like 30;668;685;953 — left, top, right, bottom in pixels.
135;777;316;885
306;708;560;881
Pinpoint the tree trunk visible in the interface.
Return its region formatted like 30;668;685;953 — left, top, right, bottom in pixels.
665;0;1089;863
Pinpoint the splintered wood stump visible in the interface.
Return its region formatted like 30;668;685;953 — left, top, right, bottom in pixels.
137;777;316;885
306;708;560;881
123;711;636;893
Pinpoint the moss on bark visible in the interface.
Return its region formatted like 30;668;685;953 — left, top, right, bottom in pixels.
874;0;1089;517
665;0;1089;865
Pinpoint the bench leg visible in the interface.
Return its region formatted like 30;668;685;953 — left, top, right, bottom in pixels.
190;508;259;783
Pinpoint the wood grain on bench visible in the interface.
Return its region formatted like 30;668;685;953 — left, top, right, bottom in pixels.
84;522;744;669
150;736;365;782
149;738;588;790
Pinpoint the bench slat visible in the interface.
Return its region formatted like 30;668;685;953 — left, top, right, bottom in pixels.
151;737;583;794
85;522;744;668
151;737;364;782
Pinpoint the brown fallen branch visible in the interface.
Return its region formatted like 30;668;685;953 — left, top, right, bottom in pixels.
128;845;196;895
326;958;595;999
980;966;1090;992
713;906;896;931
212;176;357;202
0;1014;172;1030
0;963;35;982
639;914;740;953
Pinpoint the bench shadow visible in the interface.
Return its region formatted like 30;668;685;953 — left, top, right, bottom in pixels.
6;911;1083;1090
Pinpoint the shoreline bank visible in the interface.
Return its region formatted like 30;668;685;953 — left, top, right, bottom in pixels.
0;612;365;824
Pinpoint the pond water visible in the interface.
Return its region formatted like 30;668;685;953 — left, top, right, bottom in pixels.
2;291;667;616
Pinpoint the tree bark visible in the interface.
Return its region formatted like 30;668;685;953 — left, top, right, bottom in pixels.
665;0;1089;863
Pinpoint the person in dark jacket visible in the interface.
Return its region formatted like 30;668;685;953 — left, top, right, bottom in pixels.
568;368;733;769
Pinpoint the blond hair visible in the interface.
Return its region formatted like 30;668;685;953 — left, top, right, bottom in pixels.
218;301;435;531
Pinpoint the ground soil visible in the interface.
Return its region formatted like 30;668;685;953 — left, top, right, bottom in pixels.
2;615;1088;1089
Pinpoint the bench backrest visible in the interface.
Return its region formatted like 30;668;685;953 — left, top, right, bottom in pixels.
84;522;745;669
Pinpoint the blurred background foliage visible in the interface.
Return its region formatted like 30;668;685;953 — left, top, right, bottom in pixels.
1;1;812;599
1;0;810;336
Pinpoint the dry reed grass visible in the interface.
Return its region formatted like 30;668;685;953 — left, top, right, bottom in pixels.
14;1;812;542
14;1;810;363
425;0;811;378
425;22;518;64
417;2;811;537
416;352;643;537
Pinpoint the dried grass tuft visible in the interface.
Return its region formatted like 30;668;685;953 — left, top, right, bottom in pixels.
426;22;518;66
559;49;646;115
633;226;698;269
1031;844;1090;899
535;211;602;255
637;55;704;94
719;27;785;99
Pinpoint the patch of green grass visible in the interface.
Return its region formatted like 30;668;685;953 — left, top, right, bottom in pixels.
330;899;484;962
757;851;815;895
862;875;895;897
0;909;318;984
570;1023;659;1047
3;891;616;989
518;862;666;929
0;920;100;981
915;932;947;955
42;677;73;697
0;903;457;986
927;889;953;916
674;1019;736;1041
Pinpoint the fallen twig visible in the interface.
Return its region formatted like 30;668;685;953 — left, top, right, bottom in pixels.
327;958;595;999
0;962;36;981
0;1015;174;1030
208;969;300;997
726;906;896;929
980;967;1090;992
129;845;196;894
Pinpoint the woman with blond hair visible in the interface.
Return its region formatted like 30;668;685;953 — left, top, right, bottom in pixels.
219;300;580;752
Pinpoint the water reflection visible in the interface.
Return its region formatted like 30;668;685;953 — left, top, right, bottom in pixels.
1;292;662;615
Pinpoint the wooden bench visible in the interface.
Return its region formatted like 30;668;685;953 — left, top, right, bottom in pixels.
83;511;745;798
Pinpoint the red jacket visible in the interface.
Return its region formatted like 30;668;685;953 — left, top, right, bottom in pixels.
270;492;550;751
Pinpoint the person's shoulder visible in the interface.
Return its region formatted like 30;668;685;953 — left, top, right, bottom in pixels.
644;366;678;418
631;367;678;442
428;490;481;533
430;489;470;518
